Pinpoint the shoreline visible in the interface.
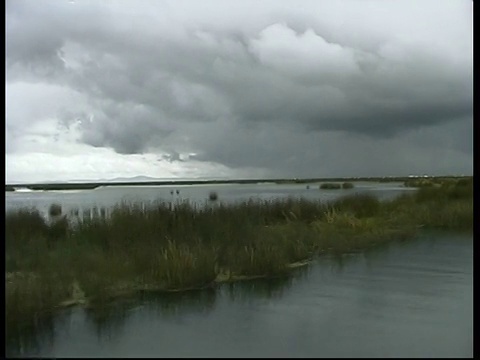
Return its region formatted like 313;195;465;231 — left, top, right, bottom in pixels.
5;175;472;192
6;259;313;311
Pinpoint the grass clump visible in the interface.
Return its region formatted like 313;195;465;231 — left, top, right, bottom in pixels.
342;182;354;189
149;240;217;290
6;208;48;253
330;193;381;218
209;191;219;201
48;203;62;217
320;183;341;190
311;210;393;253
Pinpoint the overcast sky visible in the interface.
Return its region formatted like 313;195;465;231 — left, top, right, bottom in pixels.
6;0;473;183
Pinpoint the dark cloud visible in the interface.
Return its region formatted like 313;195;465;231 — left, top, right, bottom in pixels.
6;0;473;178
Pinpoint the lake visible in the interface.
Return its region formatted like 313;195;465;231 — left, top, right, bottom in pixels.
6;231;472;357
5;181;416;217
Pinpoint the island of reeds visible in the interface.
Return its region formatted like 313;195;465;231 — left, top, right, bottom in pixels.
6;176;473;334
319;182;354;189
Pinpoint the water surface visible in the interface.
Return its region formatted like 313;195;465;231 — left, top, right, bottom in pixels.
5;181;415;217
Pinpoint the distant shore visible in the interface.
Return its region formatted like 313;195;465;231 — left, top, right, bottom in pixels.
5;175;472;192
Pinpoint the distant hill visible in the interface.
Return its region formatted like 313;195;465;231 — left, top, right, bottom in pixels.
101;176;169;183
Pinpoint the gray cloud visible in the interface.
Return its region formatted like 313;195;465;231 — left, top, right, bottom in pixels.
6;0;473;179
75;102;175;154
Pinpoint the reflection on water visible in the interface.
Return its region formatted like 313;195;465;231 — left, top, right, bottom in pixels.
6;232;472;358
84;298;135;343
6;310;56;358
137;288;218;319
225;266;310;305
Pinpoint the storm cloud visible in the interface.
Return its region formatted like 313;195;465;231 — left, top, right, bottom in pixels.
6;0;473;182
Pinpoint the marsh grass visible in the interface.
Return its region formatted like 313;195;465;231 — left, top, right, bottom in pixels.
342;182;354;189
404;176;472;189
320;183;341;190
329;193;381;218
150;240;218;290
311;209;396;253
5;182;473;326
48;203;62;217
6;208;48;253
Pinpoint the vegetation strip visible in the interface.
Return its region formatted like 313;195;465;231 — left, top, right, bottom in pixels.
7;259;312;310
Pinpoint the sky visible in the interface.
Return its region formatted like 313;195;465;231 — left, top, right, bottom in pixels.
5;0;473;184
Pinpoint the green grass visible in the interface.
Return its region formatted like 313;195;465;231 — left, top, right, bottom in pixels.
6;183;473;326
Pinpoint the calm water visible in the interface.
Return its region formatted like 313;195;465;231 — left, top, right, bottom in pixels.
7;231;473;358
5;181;415;217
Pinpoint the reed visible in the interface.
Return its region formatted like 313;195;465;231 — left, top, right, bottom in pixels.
342;182;354;189
320;183;341;190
